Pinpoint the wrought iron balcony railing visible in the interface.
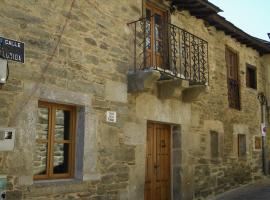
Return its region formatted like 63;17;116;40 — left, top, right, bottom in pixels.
128;16;209;85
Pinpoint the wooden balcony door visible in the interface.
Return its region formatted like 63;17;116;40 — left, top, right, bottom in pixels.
145;122;171;200
145;3;167;69
226;47;240;109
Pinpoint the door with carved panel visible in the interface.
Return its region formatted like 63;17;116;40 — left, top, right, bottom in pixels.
145;122;171;200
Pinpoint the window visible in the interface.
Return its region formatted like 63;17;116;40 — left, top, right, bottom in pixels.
254;136;262;150
246;64;257;89
145;3;167;68
238;134;246;158
226;47;240;110
210;131;219;158
33;101;76;180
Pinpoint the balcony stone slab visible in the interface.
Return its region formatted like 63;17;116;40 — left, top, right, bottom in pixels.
157;79;189;99
157;79;206;101
127;70;160;93
128;69;206;101
182;84;207;102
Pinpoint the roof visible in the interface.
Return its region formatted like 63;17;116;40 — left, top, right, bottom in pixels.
172;0;270;55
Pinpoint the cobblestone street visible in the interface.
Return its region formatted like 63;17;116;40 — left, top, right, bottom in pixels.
214;179;270;200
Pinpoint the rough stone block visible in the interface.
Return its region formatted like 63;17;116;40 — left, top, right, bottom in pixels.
127;70;160;93
6;190;22;200
123;122;145;145
113;146;135;163
173;166;181;200
182;84;207;102
157;79;189;99
105;80;127;103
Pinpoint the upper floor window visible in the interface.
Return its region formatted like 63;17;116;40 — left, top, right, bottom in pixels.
226;47;240;110
246;64;257;89
33;101;76;180
145;3;167;69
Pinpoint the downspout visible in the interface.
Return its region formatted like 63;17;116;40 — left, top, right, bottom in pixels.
258;92;268;175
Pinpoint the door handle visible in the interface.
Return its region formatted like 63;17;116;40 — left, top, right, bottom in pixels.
161;140;166;148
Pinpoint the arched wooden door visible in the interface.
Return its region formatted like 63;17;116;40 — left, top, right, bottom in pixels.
145;122;171;200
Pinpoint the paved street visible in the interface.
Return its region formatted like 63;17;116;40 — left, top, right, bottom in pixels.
214;179;270;200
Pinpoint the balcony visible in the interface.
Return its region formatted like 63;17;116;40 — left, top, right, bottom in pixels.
127;16;209;99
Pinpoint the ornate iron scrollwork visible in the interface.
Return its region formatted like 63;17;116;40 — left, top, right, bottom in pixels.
128;17;209;85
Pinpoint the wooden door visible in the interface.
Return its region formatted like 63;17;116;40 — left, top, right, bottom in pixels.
145;4;167;69
145;122;171;200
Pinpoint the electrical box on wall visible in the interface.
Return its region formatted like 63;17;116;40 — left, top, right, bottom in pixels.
0;175;7;200
0;128;16;151
0;59;8;84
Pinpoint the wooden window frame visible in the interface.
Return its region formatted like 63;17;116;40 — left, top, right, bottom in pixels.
144;2;169;69
254;136;262;151
34;101;76;180
225;46;241;110
246;64;257;90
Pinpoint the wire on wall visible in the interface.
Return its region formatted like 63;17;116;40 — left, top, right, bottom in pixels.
8;0;76;126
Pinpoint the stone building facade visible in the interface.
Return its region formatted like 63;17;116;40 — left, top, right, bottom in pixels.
0;0;270;200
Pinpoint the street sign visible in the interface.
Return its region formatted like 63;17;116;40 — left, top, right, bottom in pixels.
261;123;266;136
0;36;24;63
106;111;117;123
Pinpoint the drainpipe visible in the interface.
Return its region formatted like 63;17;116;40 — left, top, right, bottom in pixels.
258;92;268;175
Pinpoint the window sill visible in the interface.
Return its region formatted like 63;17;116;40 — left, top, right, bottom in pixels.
246;87;257;94
238;157;247;161
253;148;262;152
210;158;222;164
33;178;83;186
229;107;241;112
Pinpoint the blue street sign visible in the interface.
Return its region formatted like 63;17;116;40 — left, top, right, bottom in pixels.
0;36;24;63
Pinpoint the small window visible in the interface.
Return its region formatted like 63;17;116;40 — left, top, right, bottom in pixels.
210;131;219;158
33;101;76;180
246;64;257;89
238;134;246;158
254;136;262;150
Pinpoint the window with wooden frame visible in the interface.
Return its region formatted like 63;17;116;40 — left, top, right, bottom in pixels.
238;134;246;158
226;47;240;110
145;2;168;69
33;101;76;180
254;136;262;150
246;64;257;89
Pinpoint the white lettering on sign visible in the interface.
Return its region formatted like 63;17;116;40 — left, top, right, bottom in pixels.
1;51;22;62
4;39;21;48
106;111;117;123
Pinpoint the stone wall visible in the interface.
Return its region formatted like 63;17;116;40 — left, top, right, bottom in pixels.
0;0;268;200
171;10;266;200
0;0;141;199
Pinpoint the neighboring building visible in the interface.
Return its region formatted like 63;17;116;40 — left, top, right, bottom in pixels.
0;0;270;200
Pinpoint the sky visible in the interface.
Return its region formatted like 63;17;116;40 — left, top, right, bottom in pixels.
208;0;270;41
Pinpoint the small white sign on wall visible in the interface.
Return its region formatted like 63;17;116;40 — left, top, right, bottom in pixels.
106;111;117;123
261;123;266;136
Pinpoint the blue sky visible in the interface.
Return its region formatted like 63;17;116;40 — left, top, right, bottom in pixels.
209;0;270;41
